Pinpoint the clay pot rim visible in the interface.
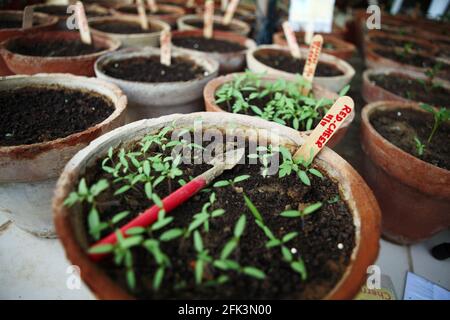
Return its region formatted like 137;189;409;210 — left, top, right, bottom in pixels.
362;101;450;183
112;3;186;18
247;44;356;81
203;72;355;133
52;112;380;300
0;73;127;156
177;14;251;36
273;31;356;52
0;30;121;61
88;15;170;37
362;67;450;102
0;10;59;31
171;29;256;55
94;46;219;86
365;30;439;54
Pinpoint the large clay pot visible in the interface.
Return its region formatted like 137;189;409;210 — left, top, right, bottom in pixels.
53;112;381;299
362;67;450;104
94;47;219;122
0;74;127;238
361;101;450;244
273;32;356;60
88;16;170;48
0;10;58;76
171;29;255;74
112;4;185;27
203;73;354;148
177;14;251;37
0;31;120;76
246;45;355;93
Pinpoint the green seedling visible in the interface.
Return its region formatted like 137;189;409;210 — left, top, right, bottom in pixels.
414;136;426;156
420;104;449;143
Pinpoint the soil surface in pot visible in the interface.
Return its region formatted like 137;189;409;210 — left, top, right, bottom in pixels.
371;108;450;170
254;50;344;77
7;38;106;57
76;131;355;299
172;37;246;53
187;21;236;32
91;21;160;34
0;86;114;146
101;56;207;82
0;20;24;29
117;7;172;15
370;37;429;52
35;5;69;17
369;73;450;108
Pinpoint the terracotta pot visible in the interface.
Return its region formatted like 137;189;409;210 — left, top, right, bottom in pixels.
53;112;380;299
155;0;196;14
31;4;73;29
247;45;355;93
361;101;450;244
364;30;439;56
415;31;450;61
81;0;134;8
177;14;251;37
273;32;356;60
112;4;185;27
203;73;354;148
0;73;127;238
0;10;58;76
88;16;170;48
362;67;450;104
171;29;255;74
95;47;219;122
0;31;120;76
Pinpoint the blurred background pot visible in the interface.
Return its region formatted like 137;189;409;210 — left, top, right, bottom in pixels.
112;3;185;27
177;14;250;37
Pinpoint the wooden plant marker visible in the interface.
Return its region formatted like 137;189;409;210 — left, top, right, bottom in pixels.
221;0;229;11
282;21;301;59
75;1;92;45
146;0;158;13
160;30;171;66
136;0;149;30
304;20;314;45
293;96;354;162
203;0;214;39
22;6;34;29
301;34;323;96
187;0;195;8
223;0;239;25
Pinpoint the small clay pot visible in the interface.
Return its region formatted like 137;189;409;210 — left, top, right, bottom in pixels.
94;47;219;122
0;31;121;76
89;16;170;48
0;10;58;76
112;4;185;27
246;45;355;93
273;32;356;60
171;29;255;74
0;73;127;238
361;101;450;244
53;112;380;299
177;14;251;37
203;73;354;148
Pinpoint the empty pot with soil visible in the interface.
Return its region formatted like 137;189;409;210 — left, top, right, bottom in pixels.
177;15;251;37
361;101;449;244
0;31;120;76
0;73;127;238
362;68;450;107
112;3;185;27
95;47;219;122
171;29;256;74
0;10;58;76
273;32;356;60
53;112;380;299
89;16;170;48
247;45;355;93
203;72;354;148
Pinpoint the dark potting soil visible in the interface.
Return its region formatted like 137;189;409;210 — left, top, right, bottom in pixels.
369;73;450;108
80;136;355;299
0;20;23;29
254;50;344;77
117;7;172;15
91;21;160;34
7;38;105;57
35;5;69;17
373;48;435;69
188;21;235;32
281;35;337;50
370;37;429;52
172;37;246;53
0;86;114;146
101;56;207;83
371;108;450;170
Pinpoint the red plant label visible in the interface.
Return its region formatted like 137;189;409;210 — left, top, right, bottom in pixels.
203;0;214;38
301;34;323;95
75;1;92;45
282;21;301;59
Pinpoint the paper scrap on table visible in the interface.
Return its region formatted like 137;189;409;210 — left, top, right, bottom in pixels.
288;0;335;33
404;272;450;300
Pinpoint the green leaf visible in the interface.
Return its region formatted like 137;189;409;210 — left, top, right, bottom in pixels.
90;179;109;197
234;214;246;238
63;192;80;207
339;84;350;97
122;236;143;249
266;239;282;248
151;216;173;231
193;230;203;252
88;244;114;254
243;195;263;222
303;202;323;215
112;211;130;224
88;207;101;239
242;267;266;279
308;168;323;178
280;210;301;218
195;260;204;284
145;182;153;200
160;228;183;241
78;178;88;196
213;180;230;188
220;239;237;260
213;260;229;270
282;232;298;243
298;170;311;186
126;269;136;290
281;246;293;262
125;227;146;236
211;209;225;218
234;175;250;183
291;260;308;280
114;185;131;196
152;193;163;208
153;267;164;291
